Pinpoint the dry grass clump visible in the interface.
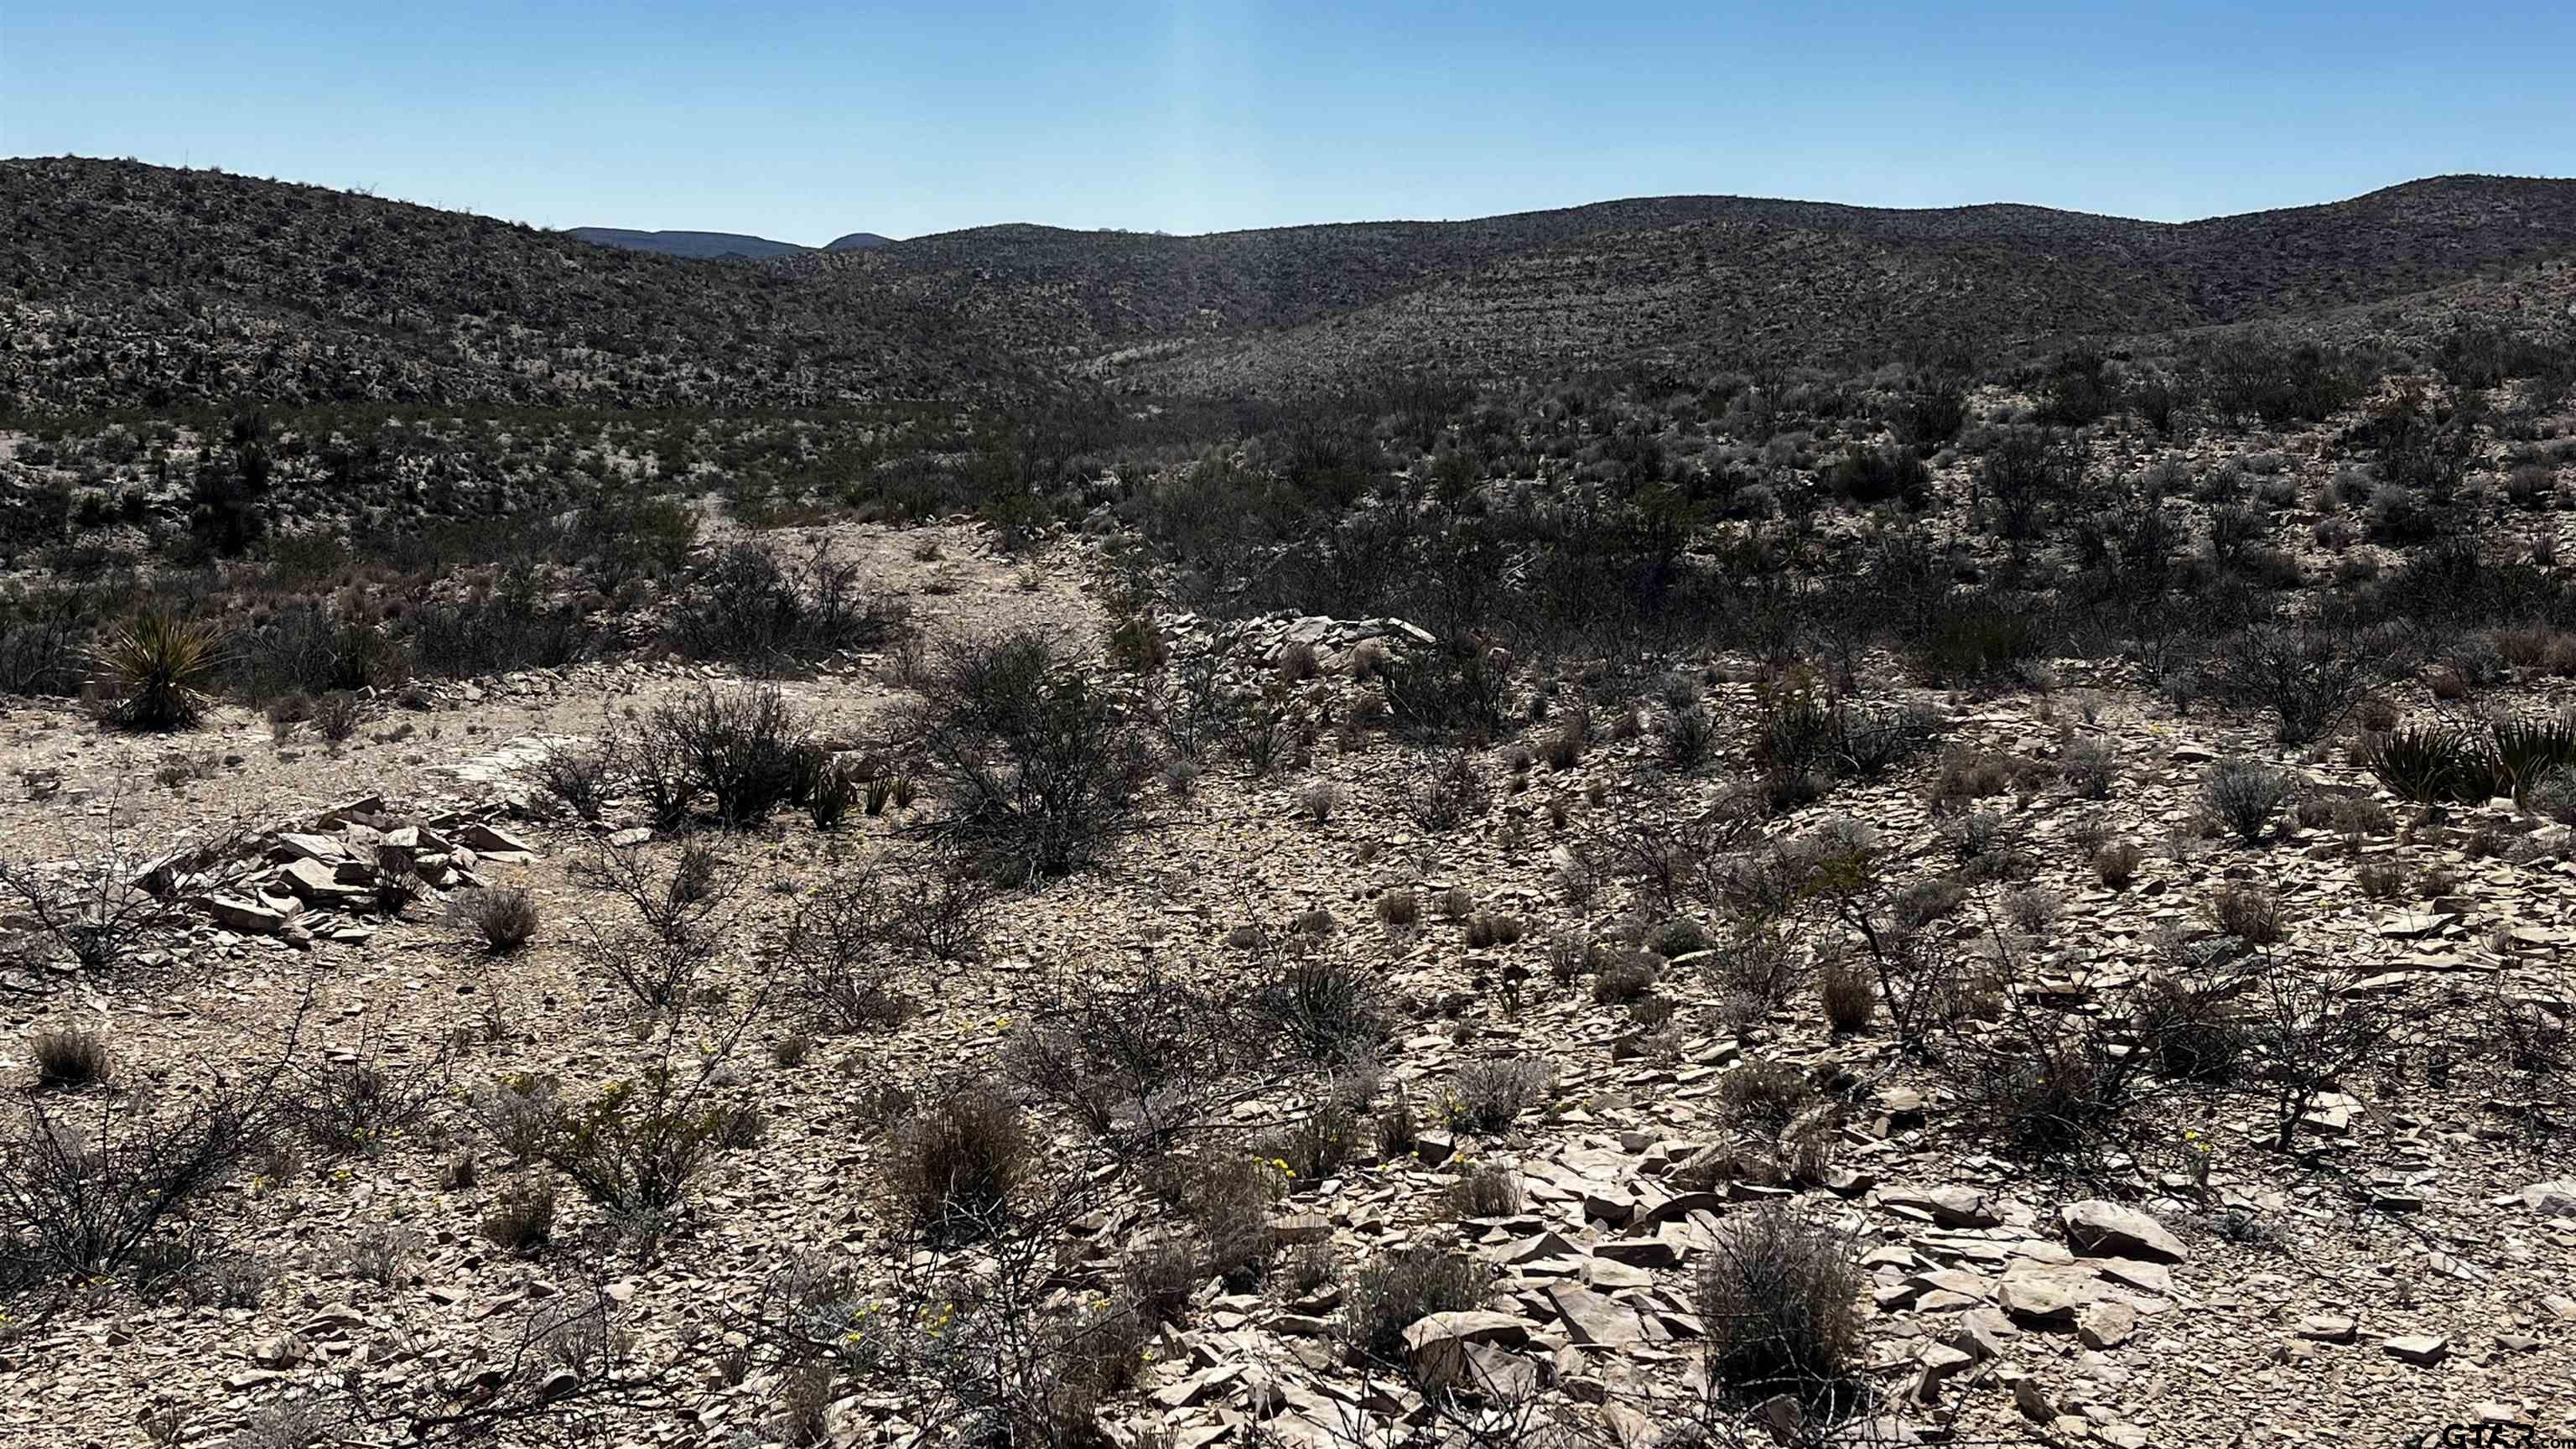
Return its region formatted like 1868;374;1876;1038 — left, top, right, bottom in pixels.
884;1085;1031;1239
1444;1056;1555;1133
2358;858;2406;899
1696;1206;1863;1405
1448;1162;1523;1219
1716;1059;1817;1139
1341;1246;1491;1366
1816;950;1876;1033
2095;839;2144;888
1374;889;1421;927
481;1182;557;1257
2211;883;2287;944
31;1025;112;1089
452;886;541;953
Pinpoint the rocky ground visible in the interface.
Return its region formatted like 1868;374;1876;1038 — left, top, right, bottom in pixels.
2;517;2573;1449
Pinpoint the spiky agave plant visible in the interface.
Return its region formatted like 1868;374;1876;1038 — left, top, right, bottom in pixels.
2490;716;2576;802
91;610;224;730
2355;725;2494;805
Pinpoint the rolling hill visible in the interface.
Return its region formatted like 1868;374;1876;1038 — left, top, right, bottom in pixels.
0;158;1015;414
5;158;2574;418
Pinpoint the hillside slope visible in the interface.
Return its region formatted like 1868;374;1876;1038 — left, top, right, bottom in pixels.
0;158;1013;415
829;175;2576;381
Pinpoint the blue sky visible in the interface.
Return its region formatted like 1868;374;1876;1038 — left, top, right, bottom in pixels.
5;1;2570;242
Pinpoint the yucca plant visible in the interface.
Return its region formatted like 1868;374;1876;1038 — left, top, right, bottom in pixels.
91;610;225;730
2490;717;2576;802
2355;725;2494;805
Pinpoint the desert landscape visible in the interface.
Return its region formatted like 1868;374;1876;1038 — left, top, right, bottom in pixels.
1;154;2574;1449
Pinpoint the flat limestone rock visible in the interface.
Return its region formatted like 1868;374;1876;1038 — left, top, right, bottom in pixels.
2060;1201;2188;1265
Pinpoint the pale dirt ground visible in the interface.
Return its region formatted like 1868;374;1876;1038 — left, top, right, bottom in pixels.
0;518;2572;1448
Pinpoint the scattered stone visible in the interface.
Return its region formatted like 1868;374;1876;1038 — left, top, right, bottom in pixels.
2077;1301;2137;1349
2060;1201;2187;1264
2298;1315;2356;1343
2381;1334;2449;1366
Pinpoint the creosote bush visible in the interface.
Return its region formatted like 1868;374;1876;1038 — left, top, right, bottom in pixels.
916;631;1150;879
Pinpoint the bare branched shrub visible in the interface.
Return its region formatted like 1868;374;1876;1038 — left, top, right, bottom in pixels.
915;631;1150;878
298;1028;448;1155
515;1067;738;1219
647;684;818;827
2203;623;2395;744
0;1063;293;1292
1701;923;1800;1015
1006;965;1254;1148
2238;957;2422;1153
779;871;951;1033
534;739;620;823
0;809;256;973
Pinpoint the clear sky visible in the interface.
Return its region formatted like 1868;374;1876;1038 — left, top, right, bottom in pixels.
5;1;2570;243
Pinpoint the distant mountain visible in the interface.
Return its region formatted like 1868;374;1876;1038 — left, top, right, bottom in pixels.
825;232;895;252
565;226;809;260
